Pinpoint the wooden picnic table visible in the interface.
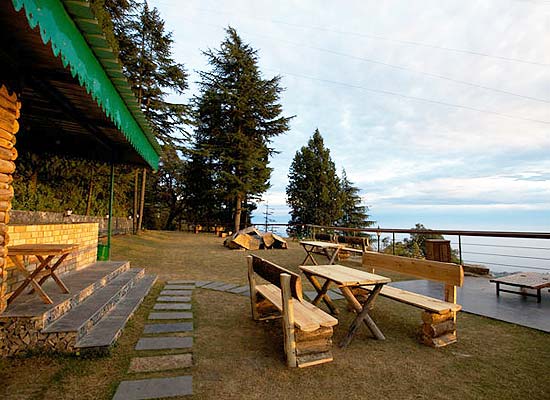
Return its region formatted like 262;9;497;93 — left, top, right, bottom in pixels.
490;272;550;303
299;240;345;265
299;263;391;348
7;243;79;305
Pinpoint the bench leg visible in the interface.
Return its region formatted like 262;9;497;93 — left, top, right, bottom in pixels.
295;326;334;368
421;311;457;348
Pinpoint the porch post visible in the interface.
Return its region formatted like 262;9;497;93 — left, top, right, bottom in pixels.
0;85;19;314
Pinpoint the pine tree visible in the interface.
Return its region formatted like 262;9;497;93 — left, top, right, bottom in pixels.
192;27;292;232
107;0;189;146
338;169;374;229
286;129;343;234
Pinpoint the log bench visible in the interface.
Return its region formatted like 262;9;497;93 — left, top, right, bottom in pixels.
360;251;464;347
247;255;338;367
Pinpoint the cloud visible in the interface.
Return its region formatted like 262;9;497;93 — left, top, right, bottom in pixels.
150;0;550;229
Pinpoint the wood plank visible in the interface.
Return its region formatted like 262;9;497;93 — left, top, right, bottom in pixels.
300;240;342;249
299;264;390;286
251;255;303;301
379;286;462;313
362;251;464;286
296;352;333;368
490;272;550;289
256;284;337;332
7;244;79;256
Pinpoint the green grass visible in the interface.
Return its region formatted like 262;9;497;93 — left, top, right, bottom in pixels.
1;231;549;399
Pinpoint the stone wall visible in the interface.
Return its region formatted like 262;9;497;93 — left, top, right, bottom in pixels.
0;85;19;314
4;223;98;297
9;210;133;236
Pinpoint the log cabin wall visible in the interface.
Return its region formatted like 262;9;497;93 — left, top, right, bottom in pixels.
0;85;19;314
4;222;99;297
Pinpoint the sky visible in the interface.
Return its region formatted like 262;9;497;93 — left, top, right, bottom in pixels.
150;0;550;232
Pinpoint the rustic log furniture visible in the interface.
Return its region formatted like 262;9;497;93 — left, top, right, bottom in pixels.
7;244;78;305
299;240;344;265
361;251;464;347
490;272;550;303
247;255;338;368
299;263;391;348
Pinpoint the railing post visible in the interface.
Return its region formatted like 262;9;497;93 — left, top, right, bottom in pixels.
377;227;381;253
458;235;463;264
392;232;395;255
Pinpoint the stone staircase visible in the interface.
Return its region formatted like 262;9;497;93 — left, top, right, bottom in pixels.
0;261;156;357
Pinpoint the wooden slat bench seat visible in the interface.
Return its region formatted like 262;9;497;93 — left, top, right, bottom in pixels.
247;255;338;367
360;251;464;347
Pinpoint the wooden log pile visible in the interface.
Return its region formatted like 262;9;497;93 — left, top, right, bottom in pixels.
224;227;287;250
295;326;334;368
0;85;19;314
0;316;78;356
421;311;457;348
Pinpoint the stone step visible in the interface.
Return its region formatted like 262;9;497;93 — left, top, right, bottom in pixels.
43;269;145;342
1;261;131;330
75;275;157;351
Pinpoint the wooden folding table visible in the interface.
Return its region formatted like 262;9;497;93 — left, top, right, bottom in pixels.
299;240;345;266
7;243;78;305
299;263;391;348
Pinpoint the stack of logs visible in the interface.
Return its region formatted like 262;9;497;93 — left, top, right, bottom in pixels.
0;85;19;314
0;317;77;357
421;311;457;348
294;326;334;368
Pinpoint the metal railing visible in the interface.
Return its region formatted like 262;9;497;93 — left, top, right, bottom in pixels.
262;223;550;274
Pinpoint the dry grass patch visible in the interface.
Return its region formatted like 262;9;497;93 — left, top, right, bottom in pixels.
1;231;548;399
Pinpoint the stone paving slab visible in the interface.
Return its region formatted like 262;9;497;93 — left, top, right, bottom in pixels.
148;312;193;320
128;353;193;373
157;296;191;302
194;281;211;288
164;285;195;290
160;290;193;296
135;336;193;350
143;322;193;334
201;281;228;290
228;285;249;294
211;283;240;292
113;375;192;399
167;280;195;285
154;303;191;310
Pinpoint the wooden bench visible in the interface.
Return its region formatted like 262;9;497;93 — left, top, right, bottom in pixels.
360;251;464;347
247;255;338;367
336;235;370;257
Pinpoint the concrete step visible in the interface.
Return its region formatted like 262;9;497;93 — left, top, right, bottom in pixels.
76;275;157;351
1;261;130;330
43;269;145;341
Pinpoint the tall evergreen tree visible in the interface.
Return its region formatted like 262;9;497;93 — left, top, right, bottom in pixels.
286;129;343;233
192;27;292;232
338;169;374;229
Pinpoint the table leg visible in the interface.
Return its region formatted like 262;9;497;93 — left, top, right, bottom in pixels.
301;246;318;265
312;279;332;306
304;273;339;315
328;247;340;265
340;284;385;348
36;254;70;293
495;282;500;297
7;255;54;305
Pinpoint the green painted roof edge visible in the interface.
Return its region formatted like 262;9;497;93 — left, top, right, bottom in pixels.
12;0;161;169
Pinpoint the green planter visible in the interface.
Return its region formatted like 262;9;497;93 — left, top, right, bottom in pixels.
97;244;109;261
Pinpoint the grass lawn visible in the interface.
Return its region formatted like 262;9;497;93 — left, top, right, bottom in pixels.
1;231;549;399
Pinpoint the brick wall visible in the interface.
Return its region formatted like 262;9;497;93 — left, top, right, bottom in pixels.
4;223;98;296
0;85;19;314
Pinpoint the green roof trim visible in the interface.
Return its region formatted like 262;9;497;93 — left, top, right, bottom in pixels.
12;0;161;169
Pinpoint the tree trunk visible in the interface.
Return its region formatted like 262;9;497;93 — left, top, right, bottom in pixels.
137;168;146;233
85;169;94;216
133;169;139;234
234;193;243;233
